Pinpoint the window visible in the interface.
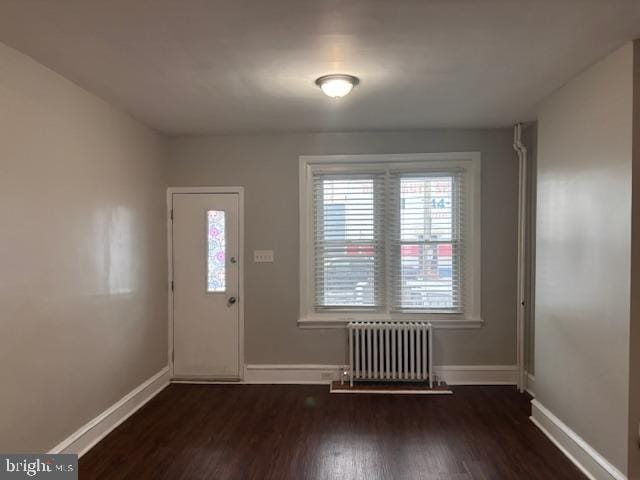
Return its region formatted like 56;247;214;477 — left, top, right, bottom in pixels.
392;173;464;312
207;210;226;292
314;174;384;309
299;153;481;327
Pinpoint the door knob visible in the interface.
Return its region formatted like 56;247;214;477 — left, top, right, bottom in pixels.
228;296;237;305
230;257;237;264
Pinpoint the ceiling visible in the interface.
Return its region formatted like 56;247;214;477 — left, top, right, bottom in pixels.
0;0;639;136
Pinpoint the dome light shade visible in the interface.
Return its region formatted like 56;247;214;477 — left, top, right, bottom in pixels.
315;74;359;98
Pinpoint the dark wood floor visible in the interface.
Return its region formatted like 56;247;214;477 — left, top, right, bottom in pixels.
80;384;586;480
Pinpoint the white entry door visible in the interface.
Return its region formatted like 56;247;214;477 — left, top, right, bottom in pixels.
171;191;242;380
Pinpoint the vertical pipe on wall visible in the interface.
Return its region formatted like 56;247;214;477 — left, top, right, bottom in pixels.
514;123;528;393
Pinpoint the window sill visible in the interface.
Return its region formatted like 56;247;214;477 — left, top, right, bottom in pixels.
297;317;484;329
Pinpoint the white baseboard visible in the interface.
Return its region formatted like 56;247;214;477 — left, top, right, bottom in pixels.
434;365;518;385
530;399;626;480
244;364;518;385
49;366;170;457
525;372;535;397
244;364;348;384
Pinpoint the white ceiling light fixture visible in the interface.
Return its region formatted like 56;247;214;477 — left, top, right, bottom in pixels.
315;74;359;98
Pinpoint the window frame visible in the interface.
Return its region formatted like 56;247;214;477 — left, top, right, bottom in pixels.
299;152;482;329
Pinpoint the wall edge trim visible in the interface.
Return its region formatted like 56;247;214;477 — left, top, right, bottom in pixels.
49;366;170;457
530;399;626;480
525;371;536;397
243;364;518;385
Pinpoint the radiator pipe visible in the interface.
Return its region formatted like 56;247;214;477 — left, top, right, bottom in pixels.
513;124;528;393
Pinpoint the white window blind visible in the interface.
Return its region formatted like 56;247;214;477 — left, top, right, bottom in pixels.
313;172;386;310
312;166;466;314
389;170;465;312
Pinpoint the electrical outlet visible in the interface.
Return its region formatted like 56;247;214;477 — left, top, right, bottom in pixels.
253;250;274;263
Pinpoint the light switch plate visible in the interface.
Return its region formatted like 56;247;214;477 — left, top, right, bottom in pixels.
254;250;274;263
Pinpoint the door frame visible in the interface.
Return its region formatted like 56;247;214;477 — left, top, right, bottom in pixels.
167;186;245;381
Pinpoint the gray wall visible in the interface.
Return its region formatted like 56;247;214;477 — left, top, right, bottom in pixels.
629;39;640;480
523;123;537;376
536;42;634;472
0;42;168;452
168;130;518;366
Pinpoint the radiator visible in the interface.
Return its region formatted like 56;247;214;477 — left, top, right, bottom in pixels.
348;322;433;387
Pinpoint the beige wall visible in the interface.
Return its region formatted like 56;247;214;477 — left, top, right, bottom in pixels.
0;43;168;452
168;129;518;366
536;42;634;472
